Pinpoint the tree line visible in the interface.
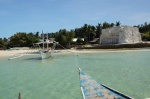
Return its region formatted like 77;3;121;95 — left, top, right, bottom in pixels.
134;22;150;41
0;21;150;49
0;32;39;49
49;21;121;48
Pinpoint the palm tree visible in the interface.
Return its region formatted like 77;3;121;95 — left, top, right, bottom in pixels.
110;23;115;27
116;21;121;26
102;22;110;29
0;38;4;48
96;23;102;38
82;24;88;44
87;25;96;41
67;30;75;48
55;29;75;48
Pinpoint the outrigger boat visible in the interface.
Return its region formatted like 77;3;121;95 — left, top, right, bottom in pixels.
35;32;58;59
39;41;57;59
79;68;133;99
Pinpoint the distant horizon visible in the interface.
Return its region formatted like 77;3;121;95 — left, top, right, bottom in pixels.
1;0;150;38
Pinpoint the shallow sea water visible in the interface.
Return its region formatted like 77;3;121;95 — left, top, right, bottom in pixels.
0;49;150;99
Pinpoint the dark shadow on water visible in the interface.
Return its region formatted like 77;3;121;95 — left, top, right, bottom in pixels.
24;56;55;61
25;57;42;61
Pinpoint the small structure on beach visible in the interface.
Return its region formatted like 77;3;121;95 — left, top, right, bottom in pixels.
100;26;142;45
72;38;84;42
90;38;99;44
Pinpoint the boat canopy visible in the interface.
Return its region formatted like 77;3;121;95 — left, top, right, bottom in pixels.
35;40;55;45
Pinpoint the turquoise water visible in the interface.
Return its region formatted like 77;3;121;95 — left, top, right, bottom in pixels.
0;49;150;99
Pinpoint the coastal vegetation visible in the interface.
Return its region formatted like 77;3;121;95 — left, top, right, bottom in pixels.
0;32;40;49
0;38;4;49
9;32;39;47
134;22;150;41
0;22;150;50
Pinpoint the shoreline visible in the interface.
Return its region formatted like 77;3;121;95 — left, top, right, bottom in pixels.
65;48;150;54
0;48;149;58
0;50;38;58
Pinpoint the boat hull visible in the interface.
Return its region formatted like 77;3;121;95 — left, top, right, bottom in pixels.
79;68;132;99
40;51;51;59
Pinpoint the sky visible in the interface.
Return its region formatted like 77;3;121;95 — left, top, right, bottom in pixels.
0;0;150;38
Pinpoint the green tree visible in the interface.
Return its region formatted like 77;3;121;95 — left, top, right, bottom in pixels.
96;23;102;38
67;30;75;48
110;23;115;27
0;38;4;49
27;32;39;47
82;24;88;44
9;32;39;47
135;22;150;41
87;25;96;41
76;37;84;44
35;32;39;38
116;21;121;26
3;38;7;42
55;29;75;48
74;28;84;38
102;22;110;29
48;32;57;38
9;32;27;47
3;38;9;49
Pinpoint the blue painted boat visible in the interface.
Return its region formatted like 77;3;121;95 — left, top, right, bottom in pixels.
79;68;133;99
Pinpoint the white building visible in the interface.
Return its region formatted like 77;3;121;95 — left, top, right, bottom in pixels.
100;26;142;45
72;38;84;42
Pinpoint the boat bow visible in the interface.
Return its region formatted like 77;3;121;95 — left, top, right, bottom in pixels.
79;68;133;99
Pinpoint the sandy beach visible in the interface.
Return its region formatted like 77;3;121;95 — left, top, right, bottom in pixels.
0;50;38;58
0;48;149;58
61;48;150;54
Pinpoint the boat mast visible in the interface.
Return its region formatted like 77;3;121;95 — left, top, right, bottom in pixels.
47;34;48;50
42;30;44;50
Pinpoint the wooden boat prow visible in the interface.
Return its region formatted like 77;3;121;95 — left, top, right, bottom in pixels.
78;68;133;99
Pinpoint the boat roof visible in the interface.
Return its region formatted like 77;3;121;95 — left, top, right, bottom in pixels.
35;41;55;44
